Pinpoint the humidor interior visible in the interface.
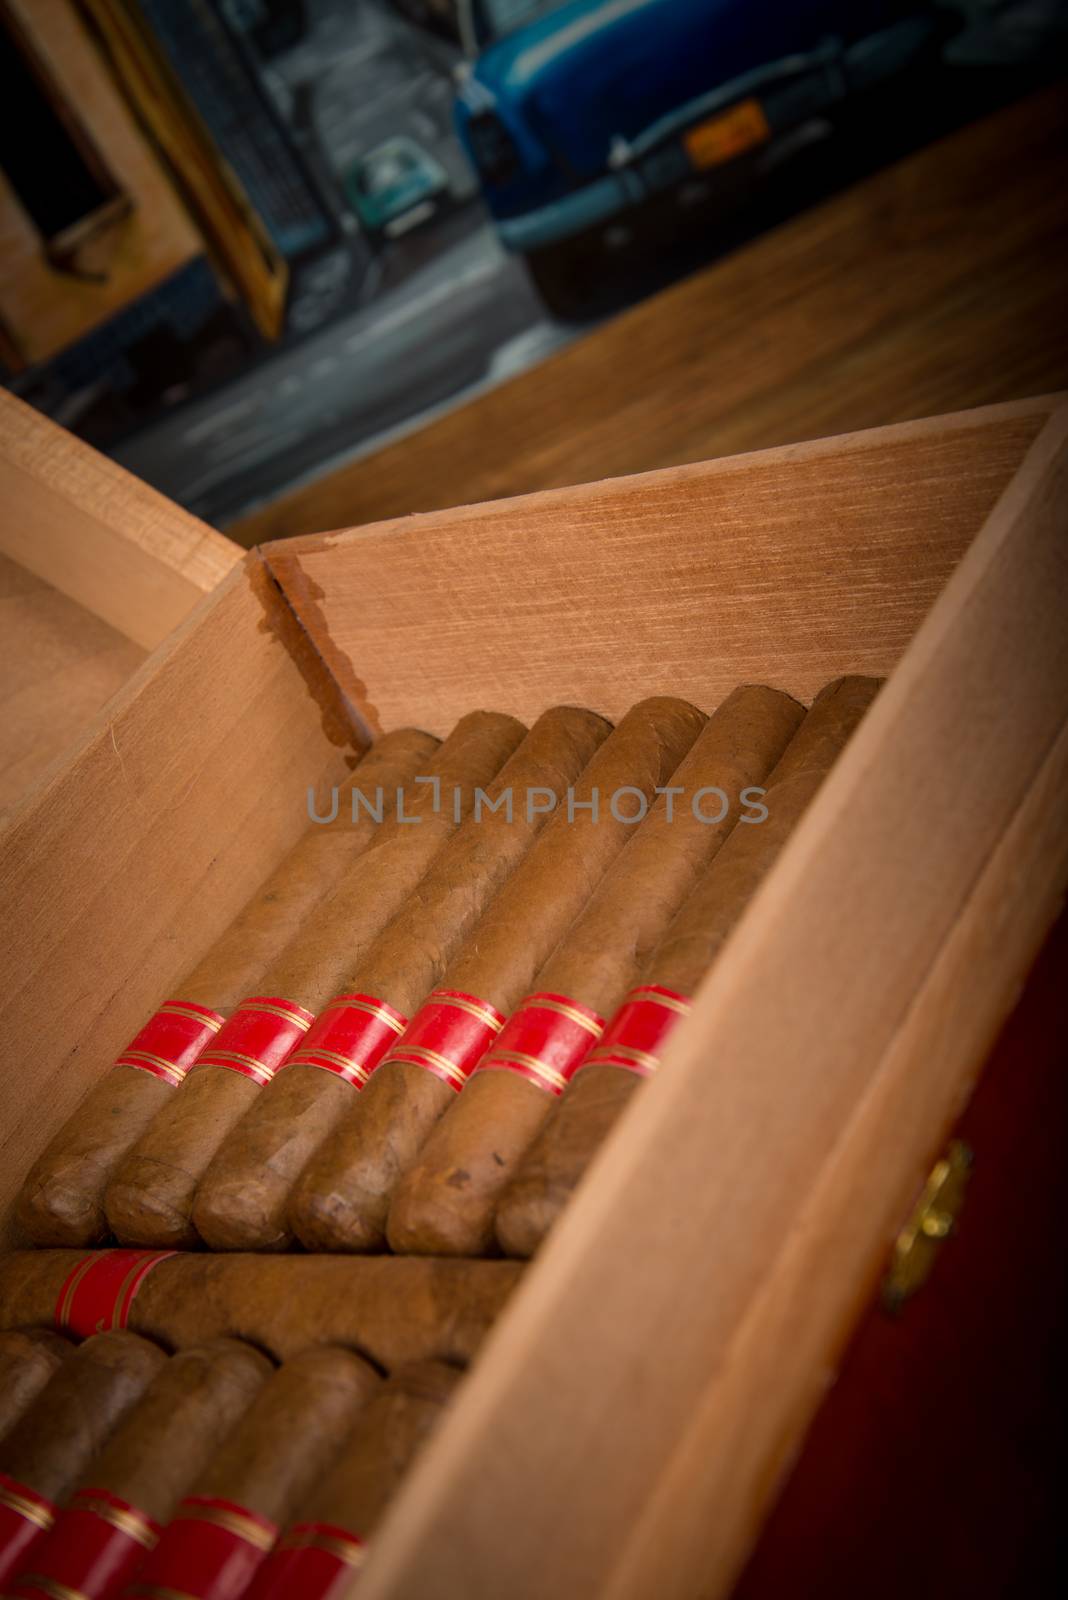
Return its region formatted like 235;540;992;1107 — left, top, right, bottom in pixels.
1;394;1065;1599
0;392;240;816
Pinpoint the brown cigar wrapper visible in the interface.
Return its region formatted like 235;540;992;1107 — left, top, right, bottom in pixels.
65;1339;272;1523
290;1360;462;1540
389;1072;550;1256
104;712;525;1250
440;696;706;1004
190;1346;381;1526
193;706;610;1253
16;728;438;1251
0;1330;71;1446
0;1330;165;1505
0;1253;523;1368
289;695;706;1253
180;727;439;1009
647;675;883;993
496;1062;640;1258
496;675;883;1257
389;685;804;1255
290;1059;448;1254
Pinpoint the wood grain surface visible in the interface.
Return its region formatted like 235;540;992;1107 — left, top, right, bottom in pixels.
0;392;242;817
234;89;1068;545
0;553;145;818
0;391;240;650
264;398;1053;736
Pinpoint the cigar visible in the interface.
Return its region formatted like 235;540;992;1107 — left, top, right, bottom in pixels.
496;675;883;1257
246;1361;463;1599
0;1250;523;1368
388;686;805;1256
0;1330;70;1446
10;1339;270;1600
289;695;706;1252
0;1330;165;1587
16;728;438;1250
193;706;610;1252
126;1346;379;1600
104;711;525;1249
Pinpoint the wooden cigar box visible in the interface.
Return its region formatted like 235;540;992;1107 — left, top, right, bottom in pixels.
0;391;1065;1598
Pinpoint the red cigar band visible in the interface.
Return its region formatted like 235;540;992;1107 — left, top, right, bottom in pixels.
379;989;506;1091
54;1249;176;1337
11;1488;159;1599
194;996;314;1086
578;985;692;1078
0;1476;54;1588
127;1496;276;1600
114;1000;225;1088
244;1523;365;1600
285;993;408;1089
476;992;604;1095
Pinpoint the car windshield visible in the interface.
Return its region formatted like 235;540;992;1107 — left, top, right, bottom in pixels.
475;1;567;46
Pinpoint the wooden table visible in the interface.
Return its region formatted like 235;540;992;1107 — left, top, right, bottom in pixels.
233;87;1068;545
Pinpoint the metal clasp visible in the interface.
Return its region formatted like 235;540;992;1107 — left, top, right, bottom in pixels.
883;1140;973;1314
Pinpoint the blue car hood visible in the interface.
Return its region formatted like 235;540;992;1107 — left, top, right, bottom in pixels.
472;0;899;179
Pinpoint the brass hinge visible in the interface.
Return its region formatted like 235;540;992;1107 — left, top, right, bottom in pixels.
883;1140;973;1314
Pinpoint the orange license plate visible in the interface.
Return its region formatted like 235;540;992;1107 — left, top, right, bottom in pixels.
684;99;770;170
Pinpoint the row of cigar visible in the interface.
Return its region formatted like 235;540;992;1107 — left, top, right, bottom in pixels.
0;1321;460;1598
16;676;880;1261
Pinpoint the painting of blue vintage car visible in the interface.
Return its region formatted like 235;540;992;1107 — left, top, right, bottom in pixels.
454;0;943;313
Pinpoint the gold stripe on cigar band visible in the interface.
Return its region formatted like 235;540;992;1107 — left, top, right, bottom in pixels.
584;1043;661;1074
288;1047;370;1087
72;1495;157;1546
195;1050;274;1084
157;1004;223;1031
14;1576;89;1600
385;1045;468;1090
482;1049;568;1094
281;1528;366;1565
234;1000;312;1030
524;997;604;1037
56;1252;101;1329
177;1503;275;1551
117;1051;187;1086
111;1250;167;1331
627;987;692;1016
0;1482;54;1530
429;993;504;1031
325;997;406;1035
